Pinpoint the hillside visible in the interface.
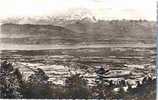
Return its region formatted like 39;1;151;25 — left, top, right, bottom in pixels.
1;23;81;45
1;20;156;45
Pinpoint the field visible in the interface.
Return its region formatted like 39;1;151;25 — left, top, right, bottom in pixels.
0;43;156;85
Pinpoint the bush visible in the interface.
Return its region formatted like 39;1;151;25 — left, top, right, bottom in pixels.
64;74;90;99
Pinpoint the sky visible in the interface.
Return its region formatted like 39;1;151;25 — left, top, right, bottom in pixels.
0;0;157;21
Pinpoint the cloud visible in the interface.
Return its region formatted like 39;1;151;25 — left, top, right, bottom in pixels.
0;0;156;20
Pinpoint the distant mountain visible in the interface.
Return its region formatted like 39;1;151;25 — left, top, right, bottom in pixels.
1;20;156;45
64;20;156;38
1;23;82;45
63;20;156;44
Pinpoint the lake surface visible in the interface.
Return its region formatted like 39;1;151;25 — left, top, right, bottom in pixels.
0;43;156;50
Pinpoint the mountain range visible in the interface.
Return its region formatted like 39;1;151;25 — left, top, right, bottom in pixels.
1;19;156;45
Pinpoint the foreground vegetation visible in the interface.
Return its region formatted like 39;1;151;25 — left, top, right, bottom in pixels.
0;61;156;99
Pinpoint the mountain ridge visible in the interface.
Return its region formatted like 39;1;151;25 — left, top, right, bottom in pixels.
1;20;156;45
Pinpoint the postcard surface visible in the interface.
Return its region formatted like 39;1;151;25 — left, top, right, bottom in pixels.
0;0;157;99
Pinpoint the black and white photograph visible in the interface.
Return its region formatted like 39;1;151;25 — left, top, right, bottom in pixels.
0;0;157;99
